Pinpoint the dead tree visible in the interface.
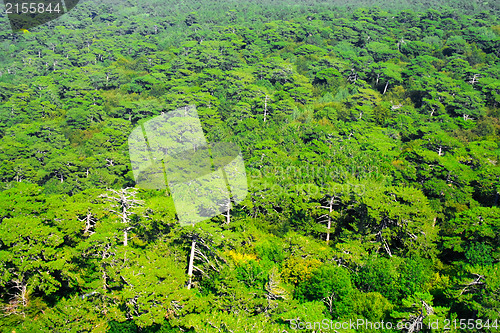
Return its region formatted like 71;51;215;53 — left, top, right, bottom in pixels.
264;267;288;313
460;273;485;295
187;239;197;290
263;94;269;123
324;291;336;314
219;200;232;225
318;196;336;245
185;233;225;290
1;272;28;317
468;73;480;85
383;80;390;95
406;299;435;333
100;188;144;246
79;210;97;236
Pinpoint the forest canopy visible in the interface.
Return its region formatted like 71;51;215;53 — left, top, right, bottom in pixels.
0;0;499;332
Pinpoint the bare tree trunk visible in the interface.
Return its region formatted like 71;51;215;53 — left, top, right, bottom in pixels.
100;188;143;247
319;196;336;245
121;203;129;246
102;271;108;291
225;203;231;225
263;94;269;123
187;240;196;290
324;292;335;314
12;278;28;308
81;212;96;235
7;274;29;316
468;74;479;85
123;229;128;246
19;283;28;308
326;196;334;245
383;81;389;94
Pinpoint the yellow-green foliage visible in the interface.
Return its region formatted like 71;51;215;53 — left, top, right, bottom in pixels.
280;256;321;284
226;250;258;265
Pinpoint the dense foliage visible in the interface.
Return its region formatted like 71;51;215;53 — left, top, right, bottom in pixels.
0;0;499;331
